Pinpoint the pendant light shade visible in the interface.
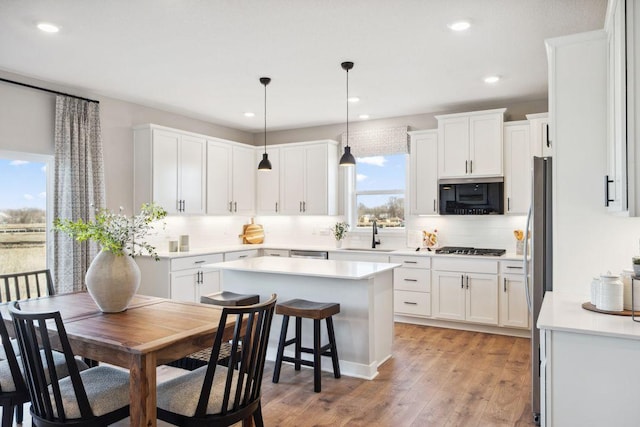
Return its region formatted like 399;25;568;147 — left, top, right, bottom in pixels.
258;77;272;171
339;61;356;167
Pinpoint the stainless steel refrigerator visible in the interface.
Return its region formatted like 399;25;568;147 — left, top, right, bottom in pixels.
524;156;553;426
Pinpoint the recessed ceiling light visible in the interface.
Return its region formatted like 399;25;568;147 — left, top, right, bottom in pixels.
448;21;471;32
484;75;500;84
359;114;370;120
244;112;255;117
37;22;60;33
348;96;360;103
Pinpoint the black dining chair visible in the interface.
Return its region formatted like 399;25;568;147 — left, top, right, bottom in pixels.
0;313;29;427
0;269;55;303
156;293;277;427
9;301;131;426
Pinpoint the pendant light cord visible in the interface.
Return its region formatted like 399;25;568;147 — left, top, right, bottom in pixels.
264;81;267;154
346;67;349;148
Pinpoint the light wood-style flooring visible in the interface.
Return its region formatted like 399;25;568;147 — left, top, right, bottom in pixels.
6;323;534;426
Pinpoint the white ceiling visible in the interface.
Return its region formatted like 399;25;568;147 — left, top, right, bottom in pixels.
0;0;607;132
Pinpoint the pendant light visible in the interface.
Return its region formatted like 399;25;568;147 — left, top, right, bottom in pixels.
257;77;272;171
339;61;356;167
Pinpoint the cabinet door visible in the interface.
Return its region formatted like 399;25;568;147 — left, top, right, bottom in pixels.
179;135;206;214
410;131;438;214
280;146;306;214
528;114;551;157
232;145;256;215
303;144;328;214
198;269;221;300
465;273;499;325
504;123;531;214
152;129;180;214
500;274;530;329
206;141;232;214
170;270;197;302
432;271;465;321
438;117;469;178
256;147;280;214
469;113;503;176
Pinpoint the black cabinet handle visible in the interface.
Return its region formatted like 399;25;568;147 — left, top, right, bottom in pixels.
433;199;436;212
604;175;614;207
403;301;418;305
461;275;464;289
194;260;206;264
229;201;233;212
504;277;507;293
403;278;418;282
545;123;551;148
404;261;418;264
470;160;473;174
465;160;468;174
275;202;278;213
507;197;511;211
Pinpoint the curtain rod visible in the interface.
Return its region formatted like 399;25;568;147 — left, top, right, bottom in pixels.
0;77;100;104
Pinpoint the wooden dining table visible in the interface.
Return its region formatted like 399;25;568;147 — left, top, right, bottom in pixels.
1;292;236;427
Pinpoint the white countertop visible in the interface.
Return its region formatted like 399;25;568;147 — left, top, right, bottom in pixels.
205;256;400;280
537;291;640;340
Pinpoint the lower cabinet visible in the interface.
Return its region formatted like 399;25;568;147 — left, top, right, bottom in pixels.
499;261;530;329
136;253;223;302
390;255;431;317
432;258;499;326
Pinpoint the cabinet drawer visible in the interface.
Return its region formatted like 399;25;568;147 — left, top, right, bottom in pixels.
394;267;430;292
224;249;259;261
171;253;223;271
500;260;526;274
394;290;431;317
389;255;430;269
262;249;290;257
432;257;498;274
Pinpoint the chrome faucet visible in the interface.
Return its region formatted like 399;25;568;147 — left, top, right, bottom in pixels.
371;220;381;248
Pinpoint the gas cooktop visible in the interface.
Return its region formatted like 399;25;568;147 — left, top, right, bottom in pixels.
435;246;506;256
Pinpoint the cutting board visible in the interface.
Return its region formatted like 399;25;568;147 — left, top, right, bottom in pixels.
239;220;264;244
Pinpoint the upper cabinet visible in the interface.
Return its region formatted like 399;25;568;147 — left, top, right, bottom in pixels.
503;121;531;214
134;125;206;215
409;130;438;215
527;113;551;158
255;147;281;215
207;139;255;215
280;140;338;215
436;108;506;178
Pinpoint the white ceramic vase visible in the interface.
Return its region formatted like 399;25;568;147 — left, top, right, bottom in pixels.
85;249;141;313
335;239;342;248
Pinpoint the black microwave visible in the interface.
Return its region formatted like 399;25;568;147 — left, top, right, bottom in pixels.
438;177;504;215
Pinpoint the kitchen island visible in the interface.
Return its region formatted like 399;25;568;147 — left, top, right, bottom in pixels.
537;291;640;426
205;256;400;379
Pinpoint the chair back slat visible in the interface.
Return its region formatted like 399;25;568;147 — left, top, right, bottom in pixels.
9;302;94;422
0;270;55;303
194;294;277;419
0;313;26;395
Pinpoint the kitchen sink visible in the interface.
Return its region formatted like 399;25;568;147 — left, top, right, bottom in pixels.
341;248;396;253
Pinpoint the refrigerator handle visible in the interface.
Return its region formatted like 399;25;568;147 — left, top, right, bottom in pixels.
523;205;533;312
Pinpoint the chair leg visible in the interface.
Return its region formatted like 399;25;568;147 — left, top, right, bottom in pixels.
2;405;14;427
294;316;302;371
253;401;264;427
15;403;23;424
313;319;322;392
326;316;341;378
272;315;289;383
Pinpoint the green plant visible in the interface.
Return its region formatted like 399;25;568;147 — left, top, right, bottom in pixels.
53;203;167;260
633;256;640;265
332;221;350;241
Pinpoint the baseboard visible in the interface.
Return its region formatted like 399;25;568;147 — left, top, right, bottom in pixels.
393;316;531;338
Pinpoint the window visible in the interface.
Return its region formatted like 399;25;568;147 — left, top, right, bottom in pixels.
0;152;53;275
352;154;406;229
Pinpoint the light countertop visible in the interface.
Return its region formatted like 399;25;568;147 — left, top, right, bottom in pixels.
205;256;400;280
537;291;640;340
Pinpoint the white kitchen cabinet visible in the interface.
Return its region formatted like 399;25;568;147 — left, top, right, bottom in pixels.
280;140;338;215
503;121;531;214
134;125;206;214
135;253;223;302
499;261;529;329
432;257;499;326
262;248;289;257
207;139;256;215
255;147;281;214
390;255;431;317
526;113;552;157
409;130;438;215
436;108;506;178
224;249;259;261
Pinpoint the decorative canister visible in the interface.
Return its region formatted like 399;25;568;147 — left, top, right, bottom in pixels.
590;276;600;306
622;268;636;310
598;273;624;312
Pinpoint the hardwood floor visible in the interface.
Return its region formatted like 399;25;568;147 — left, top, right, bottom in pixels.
5;323;534;426
259;323;535;427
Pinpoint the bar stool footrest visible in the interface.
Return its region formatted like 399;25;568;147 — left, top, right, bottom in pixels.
281;356;315;368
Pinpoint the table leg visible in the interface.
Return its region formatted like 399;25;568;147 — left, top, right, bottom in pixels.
129;352;157;427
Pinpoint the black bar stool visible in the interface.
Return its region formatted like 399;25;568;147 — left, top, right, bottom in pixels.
272;298;341;392
200;290;260;306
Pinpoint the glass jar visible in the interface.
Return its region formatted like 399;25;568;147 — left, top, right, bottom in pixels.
598;273;623;312
622;269;634;310
590;276;600;306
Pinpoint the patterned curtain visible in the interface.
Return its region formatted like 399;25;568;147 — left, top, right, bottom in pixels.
340;126;409;157
52;96;105;293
